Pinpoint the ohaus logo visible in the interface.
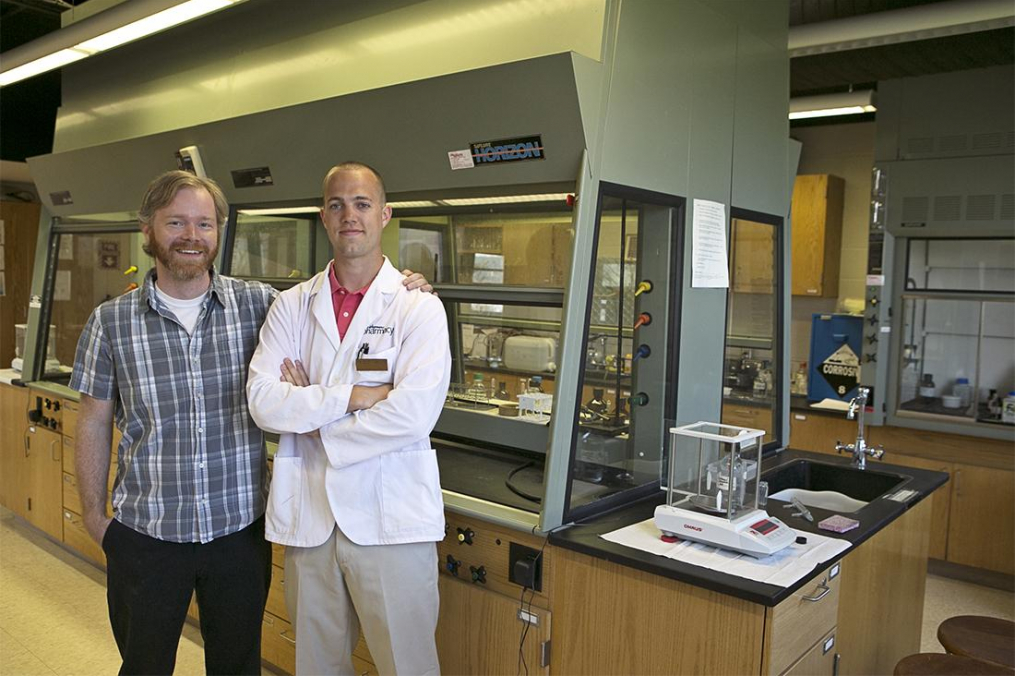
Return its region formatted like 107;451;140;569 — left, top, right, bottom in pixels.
683;524;703;532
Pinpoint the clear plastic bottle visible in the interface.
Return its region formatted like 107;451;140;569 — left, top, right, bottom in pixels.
952;377;972;408
467;373;486;401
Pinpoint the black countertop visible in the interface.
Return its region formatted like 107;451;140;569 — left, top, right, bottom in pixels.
548;448;948;607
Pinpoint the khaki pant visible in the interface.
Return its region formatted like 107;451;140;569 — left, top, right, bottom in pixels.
284;525;440;676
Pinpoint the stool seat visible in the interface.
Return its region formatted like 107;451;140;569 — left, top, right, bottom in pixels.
894;653;1014;676
938;615;1015;668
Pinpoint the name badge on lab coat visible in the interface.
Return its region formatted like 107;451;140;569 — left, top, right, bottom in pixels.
356;343;388;371
356;358;389;371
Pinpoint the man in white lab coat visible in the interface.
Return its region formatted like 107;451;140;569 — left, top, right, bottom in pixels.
246;162;450;675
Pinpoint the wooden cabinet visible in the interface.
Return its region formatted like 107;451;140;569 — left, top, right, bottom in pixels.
947;464;1015;575
722;402;774;445
0;383;29;516
790;175;844;297
24;424;64;540
731;218;777;294
502;221;570;287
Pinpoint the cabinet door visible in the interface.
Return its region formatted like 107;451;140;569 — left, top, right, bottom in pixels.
790;175;843;298
0;384;29;515
883;454;952;561
436;576;550;676
948;464;1014;575
25;425;64;539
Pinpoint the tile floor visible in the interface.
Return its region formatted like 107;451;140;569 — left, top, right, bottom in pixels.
1;505;1012;674
0;508;269;676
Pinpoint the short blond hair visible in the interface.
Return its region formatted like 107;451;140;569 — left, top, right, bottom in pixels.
139;170;229;227
321;162;387;204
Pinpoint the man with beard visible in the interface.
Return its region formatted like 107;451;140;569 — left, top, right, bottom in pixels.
71;171;426;675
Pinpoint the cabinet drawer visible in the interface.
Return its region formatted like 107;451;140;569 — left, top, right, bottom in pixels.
63;436;75;474
272;542;286;568
62;509;105;566
266;564;288;622
62;401;78;440
63;473;82;515
64;432;120;477
261;612;296;675
782;628;837;676
768;565;841;675
353;635;375;671
62;470;116;515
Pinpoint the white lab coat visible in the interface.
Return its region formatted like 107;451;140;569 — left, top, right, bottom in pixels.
246;258;450;547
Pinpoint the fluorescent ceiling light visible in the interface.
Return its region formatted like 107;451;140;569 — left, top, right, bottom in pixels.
388;200;440;209
238;207;320;216
441;193;570;206
0;49;89;87
789;91;877;120
0;0;244;88
239;194;569;214
76;0;234;53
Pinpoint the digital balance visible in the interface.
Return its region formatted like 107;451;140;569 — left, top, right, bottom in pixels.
654;422;795;558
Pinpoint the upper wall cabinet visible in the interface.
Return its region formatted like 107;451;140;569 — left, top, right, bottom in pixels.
791;174;845;298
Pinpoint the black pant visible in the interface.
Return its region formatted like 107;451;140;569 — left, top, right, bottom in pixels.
102;516;271;676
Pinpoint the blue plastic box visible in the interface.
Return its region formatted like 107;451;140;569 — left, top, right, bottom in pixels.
807;313;863;402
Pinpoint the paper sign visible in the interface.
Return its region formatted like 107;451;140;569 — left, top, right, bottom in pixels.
59;234;74;260
448;149;475;170
54;270;71;301
866;274;885;286
691;199;729;288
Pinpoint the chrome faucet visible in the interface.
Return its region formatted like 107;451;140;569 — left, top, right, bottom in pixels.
835;387;885;470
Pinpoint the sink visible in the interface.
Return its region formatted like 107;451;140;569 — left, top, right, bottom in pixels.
762;459;909;513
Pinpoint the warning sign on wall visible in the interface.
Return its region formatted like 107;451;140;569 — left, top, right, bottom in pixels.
820;344;860;396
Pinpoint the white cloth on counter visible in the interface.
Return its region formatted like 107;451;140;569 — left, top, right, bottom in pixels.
600;518;851;588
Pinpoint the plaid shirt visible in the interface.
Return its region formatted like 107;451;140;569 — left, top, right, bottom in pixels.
71;268;277;543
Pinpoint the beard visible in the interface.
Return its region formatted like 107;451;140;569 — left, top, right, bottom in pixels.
147;236;218;281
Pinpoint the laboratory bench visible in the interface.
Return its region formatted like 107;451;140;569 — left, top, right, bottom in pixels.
543;449;945;675
547;448;947;607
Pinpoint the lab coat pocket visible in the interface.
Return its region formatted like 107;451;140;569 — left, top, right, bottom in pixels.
380;449;444;534
266;456;304;537
355;347;397;386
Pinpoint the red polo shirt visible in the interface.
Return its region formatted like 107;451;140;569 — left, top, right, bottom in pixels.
328;264;371;340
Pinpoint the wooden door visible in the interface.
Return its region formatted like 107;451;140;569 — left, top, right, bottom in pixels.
947;464;1014;574
0;201;40;367
0;383;29;516
25;425;64;539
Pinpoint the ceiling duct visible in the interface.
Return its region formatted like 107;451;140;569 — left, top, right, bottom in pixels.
789;0;1015;58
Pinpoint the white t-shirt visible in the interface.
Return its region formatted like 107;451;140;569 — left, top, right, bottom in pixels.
155;284;208;335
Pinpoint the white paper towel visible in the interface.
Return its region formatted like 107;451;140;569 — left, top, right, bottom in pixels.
600;518;851;588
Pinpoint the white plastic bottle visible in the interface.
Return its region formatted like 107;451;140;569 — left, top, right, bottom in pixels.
1002;391;1015;425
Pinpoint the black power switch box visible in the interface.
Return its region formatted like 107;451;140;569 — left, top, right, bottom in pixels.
508;542;542;592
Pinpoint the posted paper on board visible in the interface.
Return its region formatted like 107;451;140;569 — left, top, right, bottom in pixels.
691;199;729;288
